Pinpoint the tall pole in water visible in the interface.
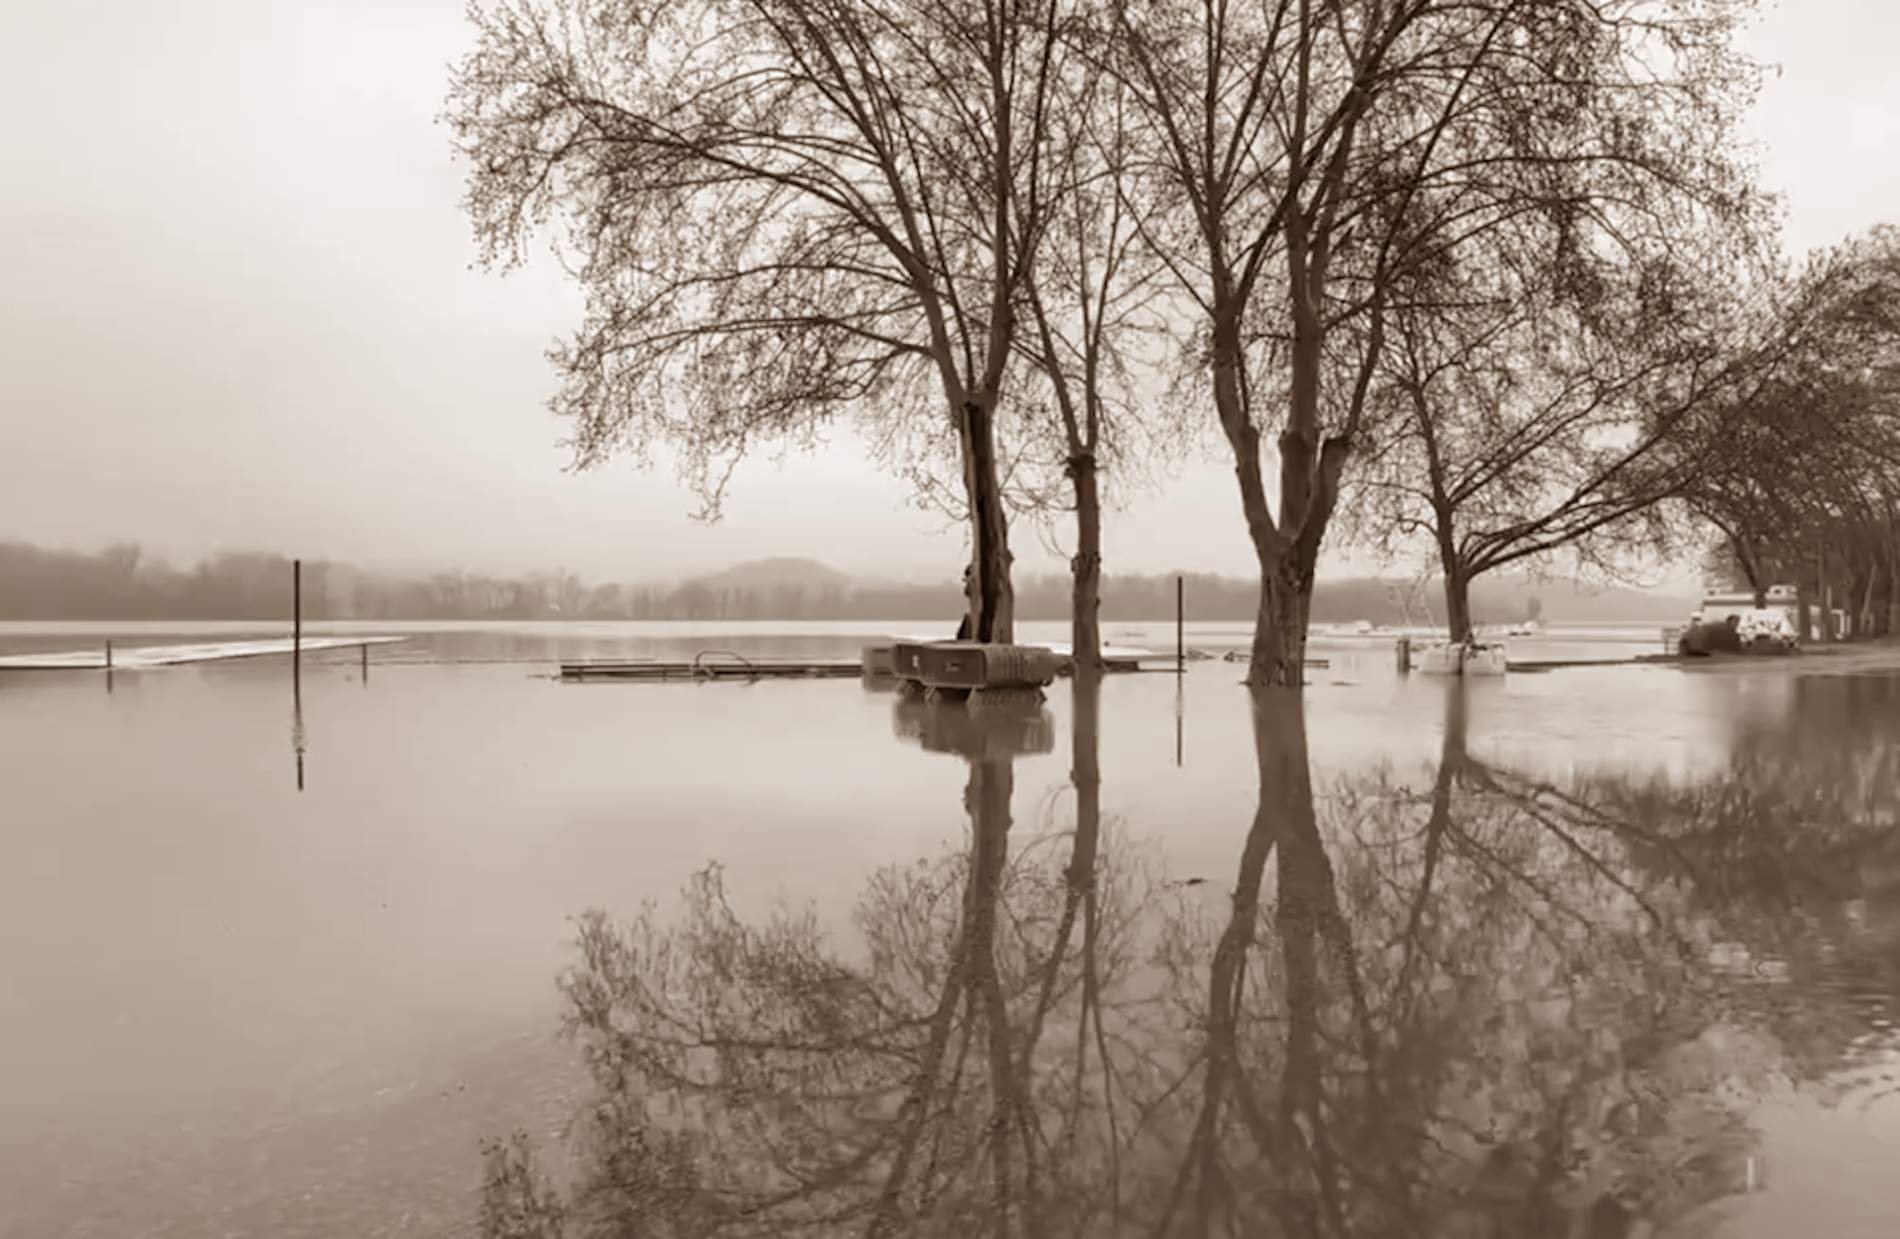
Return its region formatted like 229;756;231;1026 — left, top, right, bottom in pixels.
1176;575;1184;674
293;558;305;792
1175;574;1184;766
293;559;302;698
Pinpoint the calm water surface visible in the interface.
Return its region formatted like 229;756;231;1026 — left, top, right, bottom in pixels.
1;623;1895;1237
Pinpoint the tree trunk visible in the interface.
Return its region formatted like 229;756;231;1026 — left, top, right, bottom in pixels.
1208;300;1296;688
1436;516;1473;643
1249;558;1308;689
1817;546;1836;643
1858;561;1878;641
1728;532;1768;608
1253;217;1330;690
960;398;1015;644
1797;583;1813;644
1443;572;1474;646
1069;453;1102;671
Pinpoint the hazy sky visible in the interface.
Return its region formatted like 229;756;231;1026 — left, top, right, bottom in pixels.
2;1;1894;584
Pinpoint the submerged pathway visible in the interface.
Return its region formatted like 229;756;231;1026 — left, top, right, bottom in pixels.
0;636;407;671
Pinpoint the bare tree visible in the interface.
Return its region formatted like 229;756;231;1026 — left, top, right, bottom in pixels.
1678;228;1900;633
447;0;1081;642
1351;225;1773;643
1110;0;1761;684
1016;45;1171;668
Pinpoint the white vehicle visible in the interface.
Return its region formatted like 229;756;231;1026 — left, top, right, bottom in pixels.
1734;608;1797;650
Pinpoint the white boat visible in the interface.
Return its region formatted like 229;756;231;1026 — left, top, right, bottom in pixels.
1413;641;1507;676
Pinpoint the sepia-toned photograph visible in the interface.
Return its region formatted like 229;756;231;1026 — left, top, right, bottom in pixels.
3;1;1898;1236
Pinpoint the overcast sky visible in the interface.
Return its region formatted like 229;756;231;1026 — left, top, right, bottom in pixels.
2;1;1894;584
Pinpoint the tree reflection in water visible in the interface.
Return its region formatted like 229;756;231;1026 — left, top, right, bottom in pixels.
481;675;1900;1239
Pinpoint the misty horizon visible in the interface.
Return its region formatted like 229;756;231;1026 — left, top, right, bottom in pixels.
0;535;1704;599
0;538;1699;631
3;2;1894;585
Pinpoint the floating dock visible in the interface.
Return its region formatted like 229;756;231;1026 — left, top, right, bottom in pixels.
562;642;1165;684
0;636;406;671
562;654;863;682
1220;651;1332;669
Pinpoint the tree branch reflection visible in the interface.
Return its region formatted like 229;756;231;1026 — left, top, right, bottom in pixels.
481;677;1900;1239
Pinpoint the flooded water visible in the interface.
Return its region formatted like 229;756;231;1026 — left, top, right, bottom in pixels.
2;623;1896;1238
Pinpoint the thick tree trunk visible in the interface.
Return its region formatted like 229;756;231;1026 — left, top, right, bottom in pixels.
1797;583;1813;644
1728;533;1768;608
1207;211;1346;692
1443;572;1473;646
1254;223;1329;691
1437;521;1473;643
1069;454;1102;671
1818;547;1837;643
1208;303;1296;689
1248;557;1308;688
960;398;1015;644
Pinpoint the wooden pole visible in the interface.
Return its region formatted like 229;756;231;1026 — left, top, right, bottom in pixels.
105;639;113;693
1174;677;1184;767
360;641;369;683
1176;575;1184;674
293;560;305;792
293;558;302;698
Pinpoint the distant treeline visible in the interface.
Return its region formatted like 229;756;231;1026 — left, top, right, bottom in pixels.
0;541;1686;623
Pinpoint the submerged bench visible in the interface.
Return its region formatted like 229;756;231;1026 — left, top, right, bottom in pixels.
885;640;1063;702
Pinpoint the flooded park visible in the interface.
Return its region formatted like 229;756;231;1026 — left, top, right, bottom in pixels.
9;0;1900;1234
2;622;1897;1238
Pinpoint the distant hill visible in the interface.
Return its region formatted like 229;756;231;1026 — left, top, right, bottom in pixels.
0;539;1695;622
691;557;852;592
663;560;1694;624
